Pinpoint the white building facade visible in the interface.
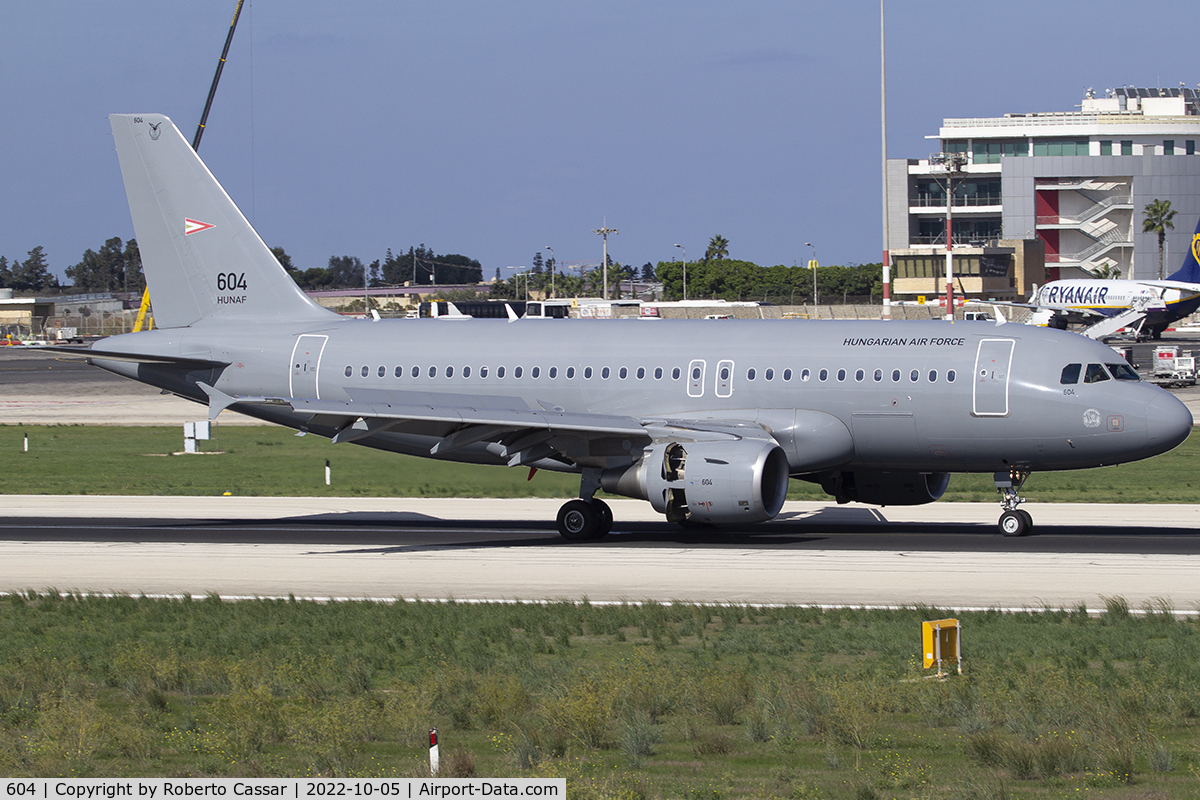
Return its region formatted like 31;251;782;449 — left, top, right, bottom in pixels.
887;87;1200;300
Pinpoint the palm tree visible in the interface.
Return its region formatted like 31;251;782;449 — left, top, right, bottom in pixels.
1142;199;1176;280
1090;263;1122;279
705;234;730;261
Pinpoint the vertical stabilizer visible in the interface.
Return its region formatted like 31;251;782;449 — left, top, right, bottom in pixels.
109;113;335;328
1167;216;1200;285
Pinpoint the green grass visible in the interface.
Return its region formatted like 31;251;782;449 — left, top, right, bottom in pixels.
0;424;581;498
1;593;1199;797
2;424;1198;502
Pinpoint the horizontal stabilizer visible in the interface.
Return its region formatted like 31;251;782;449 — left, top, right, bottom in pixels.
31;345;228;369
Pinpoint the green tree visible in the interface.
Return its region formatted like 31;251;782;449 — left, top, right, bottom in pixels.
271;246;294;272
431;253;483;285
704;234;730;261
12;246;58;292
654;258;885;303
271;246;305;287
0;256;12;288
489;276;516;299
66;237;143;294
327;255;365;288
1142;199;1177;280
381;248;408;285
387;245;483;286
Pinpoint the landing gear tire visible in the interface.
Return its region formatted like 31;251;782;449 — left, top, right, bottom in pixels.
557;499;599;541
999;510;1029;537
1016;508;1033;533
591;498;613;537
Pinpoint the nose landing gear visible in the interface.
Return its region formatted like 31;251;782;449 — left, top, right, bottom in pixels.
994;468;1033;536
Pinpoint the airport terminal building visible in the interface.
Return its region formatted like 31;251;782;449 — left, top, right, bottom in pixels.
886;87;1200;301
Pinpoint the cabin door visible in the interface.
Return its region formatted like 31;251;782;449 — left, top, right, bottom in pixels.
972;338;1014;416
289;334;328;399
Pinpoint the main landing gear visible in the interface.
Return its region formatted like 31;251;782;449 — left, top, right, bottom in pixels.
556;468;614;541
994;468;1033;537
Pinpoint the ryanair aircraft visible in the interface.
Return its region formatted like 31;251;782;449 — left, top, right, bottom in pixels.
64;114;1193;539
1018;218;1200;339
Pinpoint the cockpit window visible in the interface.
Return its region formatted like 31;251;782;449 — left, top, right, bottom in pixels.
1060;363;1081;384
1083;363;1110;383
1106;362;1141;381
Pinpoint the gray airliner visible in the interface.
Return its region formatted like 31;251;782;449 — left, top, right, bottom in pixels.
68;114;1193;539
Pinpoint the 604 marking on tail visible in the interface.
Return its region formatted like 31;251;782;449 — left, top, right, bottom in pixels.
217;273;247;292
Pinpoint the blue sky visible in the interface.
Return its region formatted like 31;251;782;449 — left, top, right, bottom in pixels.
3;0;1197;283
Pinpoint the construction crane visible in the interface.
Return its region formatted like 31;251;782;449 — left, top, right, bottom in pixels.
193;0;245;151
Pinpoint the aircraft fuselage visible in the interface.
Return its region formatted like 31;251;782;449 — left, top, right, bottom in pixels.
93;316;1188;477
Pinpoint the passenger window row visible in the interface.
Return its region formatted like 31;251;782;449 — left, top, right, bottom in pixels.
343;364;682;381
341;363;957;384
788;367;955;384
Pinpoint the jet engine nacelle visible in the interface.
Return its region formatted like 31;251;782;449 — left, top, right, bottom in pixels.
602;438;790;524
820;470;950;506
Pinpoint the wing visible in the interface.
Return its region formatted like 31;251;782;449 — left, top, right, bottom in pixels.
206;384;775;470
965;299;1107;324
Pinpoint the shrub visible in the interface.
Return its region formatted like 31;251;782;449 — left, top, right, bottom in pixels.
692;732;736;757
619;713;661;758
964;731;1003;768
540;673;616;749
441;748;476;778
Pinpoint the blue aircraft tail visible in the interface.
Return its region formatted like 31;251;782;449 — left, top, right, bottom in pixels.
1166;216;1200;284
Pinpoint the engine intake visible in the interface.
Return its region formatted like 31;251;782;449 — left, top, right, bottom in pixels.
602;439;790;524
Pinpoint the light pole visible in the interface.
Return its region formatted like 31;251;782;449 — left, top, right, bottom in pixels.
930;151;966;321
505;266;528;301
544;245;555;298
805;242;818;305
673;243;687;302
593;222;618;300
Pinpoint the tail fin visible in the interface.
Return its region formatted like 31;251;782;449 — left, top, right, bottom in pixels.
1166;216;1200;284
109;114;335;328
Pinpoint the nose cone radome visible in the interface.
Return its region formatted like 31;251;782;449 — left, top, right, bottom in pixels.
1146;391;1193;453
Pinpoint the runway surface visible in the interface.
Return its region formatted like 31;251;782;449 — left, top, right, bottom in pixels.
2;497;1198;611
